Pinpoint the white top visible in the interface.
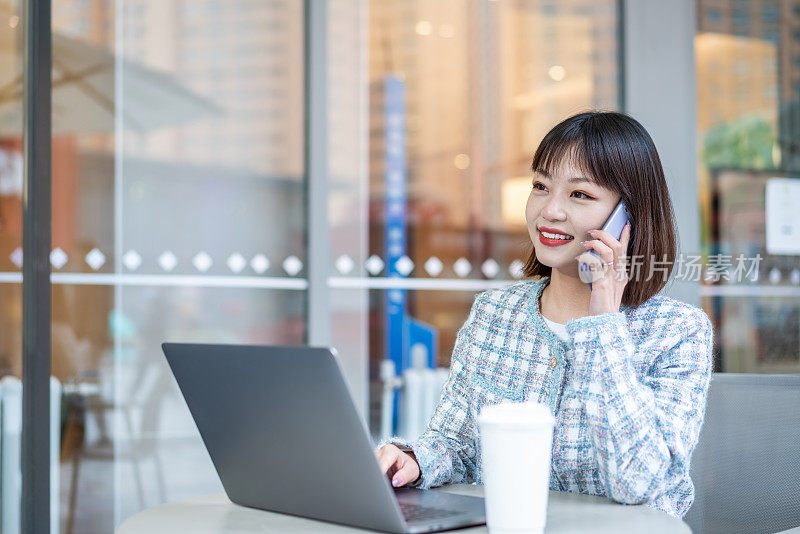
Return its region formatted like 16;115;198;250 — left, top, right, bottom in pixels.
543;316;569;343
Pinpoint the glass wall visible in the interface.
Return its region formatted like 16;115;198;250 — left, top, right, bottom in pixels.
49;1;306;532
0;1;25;532
696;0;800;373
355;0;622;439
0;1;22;372
4;0;623;531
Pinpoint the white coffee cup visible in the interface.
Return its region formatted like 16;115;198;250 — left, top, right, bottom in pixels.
478;402;555;534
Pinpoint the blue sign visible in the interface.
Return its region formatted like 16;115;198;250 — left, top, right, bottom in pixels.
383;76;408;432
407;318;438;368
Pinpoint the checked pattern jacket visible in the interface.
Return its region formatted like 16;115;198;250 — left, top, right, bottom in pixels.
384;276;714;518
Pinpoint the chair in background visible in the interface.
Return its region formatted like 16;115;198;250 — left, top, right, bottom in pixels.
685;373;800;534
64;379;167;534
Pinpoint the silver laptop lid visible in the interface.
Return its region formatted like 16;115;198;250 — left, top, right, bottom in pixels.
162;343;407;533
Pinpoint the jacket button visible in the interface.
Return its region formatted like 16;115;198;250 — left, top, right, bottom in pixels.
550;357;558;369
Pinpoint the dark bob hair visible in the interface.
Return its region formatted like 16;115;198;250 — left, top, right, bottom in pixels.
523;110;678;308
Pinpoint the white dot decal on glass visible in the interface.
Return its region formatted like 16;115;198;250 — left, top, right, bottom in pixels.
768;267;781;284
365;255;384;275
10;247;22;268
453;257;471;277
424;256;443;277
283;256;303;276
193;252;213;273
481;259;500;278
227;253;246;274
250;254;270;274
394;255;414;276
549;65;566;81
415;20;432;36
85;248;106;271
335;255;355;275
50;248;68;269
158;251;178;272
509;259;524;279
791;268;800;285
123;250;142;271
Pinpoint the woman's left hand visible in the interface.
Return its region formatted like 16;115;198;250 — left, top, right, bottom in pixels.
580;222;632;316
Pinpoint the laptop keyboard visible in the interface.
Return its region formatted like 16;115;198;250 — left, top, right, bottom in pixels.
399;502;461;522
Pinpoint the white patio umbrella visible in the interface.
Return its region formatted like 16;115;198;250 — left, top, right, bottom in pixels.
0;25;221;135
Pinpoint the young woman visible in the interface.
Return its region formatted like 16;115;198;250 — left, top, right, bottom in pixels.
375;111;714;519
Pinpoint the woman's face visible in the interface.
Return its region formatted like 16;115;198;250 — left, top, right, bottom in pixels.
525;156;621;274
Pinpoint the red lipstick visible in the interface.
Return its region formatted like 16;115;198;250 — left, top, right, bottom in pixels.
537;226;575;247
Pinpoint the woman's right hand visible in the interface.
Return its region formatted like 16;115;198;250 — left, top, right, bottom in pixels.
374;444;421;488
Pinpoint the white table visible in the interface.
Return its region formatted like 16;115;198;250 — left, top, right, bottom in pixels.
117;484;691;533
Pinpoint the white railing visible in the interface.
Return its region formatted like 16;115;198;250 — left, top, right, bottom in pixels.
379;353;449;443
0;376;61;534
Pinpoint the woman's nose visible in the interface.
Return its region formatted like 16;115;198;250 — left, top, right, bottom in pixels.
541;196;566;220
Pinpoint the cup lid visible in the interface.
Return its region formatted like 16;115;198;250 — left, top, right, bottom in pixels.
477;401;555;428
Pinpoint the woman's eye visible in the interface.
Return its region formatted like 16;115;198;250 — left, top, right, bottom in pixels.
531;182;546;191
572;191;593;200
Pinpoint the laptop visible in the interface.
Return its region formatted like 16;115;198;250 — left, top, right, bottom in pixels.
162;343;486;534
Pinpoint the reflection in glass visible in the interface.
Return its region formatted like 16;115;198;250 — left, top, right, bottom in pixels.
696;0;800;374
363;0;621;436
0;2;24;533
58;285;303;533
369;1;620;275
49;1;307;532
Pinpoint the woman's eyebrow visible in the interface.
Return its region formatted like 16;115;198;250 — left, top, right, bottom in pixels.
533;169;594;184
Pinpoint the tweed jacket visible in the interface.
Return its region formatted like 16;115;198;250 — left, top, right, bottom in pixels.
385;275;714;518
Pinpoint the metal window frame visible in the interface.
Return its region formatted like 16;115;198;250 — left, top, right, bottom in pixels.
622;0;700;306
304;0;331;347
21;0;52;532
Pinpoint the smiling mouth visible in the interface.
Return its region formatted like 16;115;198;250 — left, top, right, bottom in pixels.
538;230;574;240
